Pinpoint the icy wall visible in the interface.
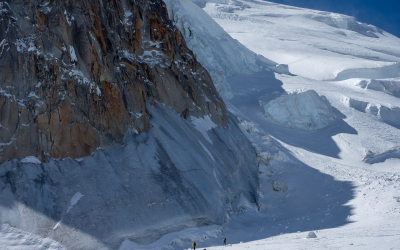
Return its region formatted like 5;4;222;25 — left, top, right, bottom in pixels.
260;90;338;130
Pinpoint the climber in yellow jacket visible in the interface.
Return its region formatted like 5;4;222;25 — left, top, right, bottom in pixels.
192;241;198;250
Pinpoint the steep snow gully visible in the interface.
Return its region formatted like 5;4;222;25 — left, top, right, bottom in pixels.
1;0;400;249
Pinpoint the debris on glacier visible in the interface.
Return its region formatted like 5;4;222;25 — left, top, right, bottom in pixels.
306;231;317;238
259;90;337;130
271;180;288;192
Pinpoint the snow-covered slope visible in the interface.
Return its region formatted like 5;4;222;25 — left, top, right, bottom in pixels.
204;0;400;81
164;0;288;99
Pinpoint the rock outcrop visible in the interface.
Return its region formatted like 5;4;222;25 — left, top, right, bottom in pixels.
0;0;227;163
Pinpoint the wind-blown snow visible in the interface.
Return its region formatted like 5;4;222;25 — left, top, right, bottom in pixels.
54;192;84;230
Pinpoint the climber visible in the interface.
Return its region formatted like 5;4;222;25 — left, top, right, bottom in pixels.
192;241;198;250
223;237;226;246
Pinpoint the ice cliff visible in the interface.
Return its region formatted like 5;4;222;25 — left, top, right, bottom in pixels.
260;90;338;130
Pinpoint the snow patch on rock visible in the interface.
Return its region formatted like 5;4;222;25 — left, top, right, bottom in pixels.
191;115;218;143
69;45;77;62
66;192;84;213
20;156;42;164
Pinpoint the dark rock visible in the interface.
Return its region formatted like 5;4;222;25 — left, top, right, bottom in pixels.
0;0;227;162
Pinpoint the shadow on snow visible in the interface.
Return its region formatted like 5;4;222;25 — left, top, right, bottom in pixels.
228;70;357;159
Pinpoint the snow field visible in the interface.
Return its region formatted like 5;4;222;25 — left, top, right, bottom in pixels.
204;0;400;81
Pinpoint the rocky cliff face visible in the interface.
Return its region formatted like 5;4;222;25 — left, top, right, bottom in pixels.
0;0;227;163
